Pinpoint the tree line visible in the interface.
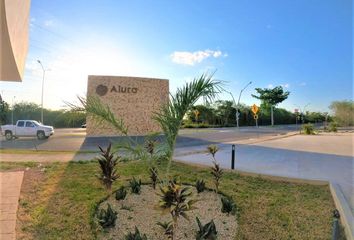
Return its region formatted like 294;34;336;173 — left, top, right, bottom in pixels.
0;101;86;128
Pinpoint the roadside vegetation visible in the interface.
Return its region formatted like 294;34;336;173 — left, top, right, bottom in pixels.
2;160;337;240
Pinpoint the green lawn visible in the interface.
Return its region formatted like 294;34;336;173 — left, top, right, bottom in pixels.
2;160;338;240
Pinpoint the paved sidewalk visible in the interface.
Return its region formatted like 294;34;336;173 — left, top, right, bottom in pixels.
0;171;24;240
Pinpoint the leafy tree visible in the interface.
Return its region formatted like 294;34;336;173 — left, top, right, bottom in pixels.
0;96;9;125
329;100;354;126
252;86;290;126
213;100;235;126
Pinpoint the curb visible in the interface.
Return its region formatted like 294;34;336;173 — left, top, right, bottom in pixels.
330;183;354;240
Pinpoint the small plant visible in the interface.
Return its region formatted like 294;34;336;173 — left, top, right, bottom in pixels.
149;166;158;189
157;221;174;239
115;186;127;200
97;203;117;228
210;162;223;193
129;177;142;194
96;143;120;190
302;123;315;135
196;217;217;240
221;196;236;215
329;122;338;132
207;144;219;159
124;226;148;240
158;180;197;239
195;179;206;193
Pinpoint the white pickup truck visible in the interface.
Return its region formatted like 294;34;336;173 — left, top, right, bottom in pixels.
1;120;54;140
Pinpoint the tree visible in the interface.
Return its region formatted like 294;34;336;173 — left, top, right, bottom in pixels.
252;86;290;126
329;100;354;126
0;96;9;125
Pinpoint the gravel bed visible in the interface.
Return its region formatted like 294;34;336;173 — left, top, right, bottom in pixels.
98;185;237;240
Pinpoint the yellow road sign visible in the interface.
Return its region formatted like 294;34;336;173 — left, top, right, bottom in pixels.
253;114;258;120
251;104;259;114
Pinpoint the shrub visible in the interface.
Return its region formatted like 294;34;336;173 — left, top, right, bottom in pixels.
129;177;142;194
115;186;127;200
96;143;120;190
124;226;148;240
149;167;158;189
207;145;219;159
302;123;315;135
158;181;197;239
157;221;174;239
221;197;236;215
196;217;217;240
210;163;223;193
195;179;206;193
329;122;338;132
97;203;117;228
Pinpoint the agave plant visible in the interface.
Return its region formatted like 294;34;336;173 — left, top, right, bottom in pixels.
115;186;127;200
154;74;223;172
195;179;206;193
157;221;174;239
158;180;197;238
221;196;236;215
129;177;142;194
124;226;148;240
196;217;217;240
97;203;118;228
96;143;119;190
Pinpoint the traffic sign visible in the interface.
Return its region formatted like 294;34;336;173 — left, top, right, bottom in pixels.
251;104;259;114
253;114;258;120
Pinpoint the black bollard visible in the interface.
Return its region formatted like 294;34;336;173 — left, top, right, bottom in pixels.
231;144;235;169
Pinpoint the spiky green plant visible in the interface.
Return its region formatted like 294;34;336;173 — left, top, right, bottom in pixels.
149;166;158;189
158;180;197;238
221;196;236;215
154;74;223;172
195;179;206;193
129;177;142;194
196;217;217;240
97;203;117;228
96;143;119;190
115;186;127;200
157;221;174;239
124;226;148;240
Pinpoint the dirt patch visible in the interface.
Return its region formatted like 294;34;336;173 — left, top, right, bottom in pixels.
98;185;237;240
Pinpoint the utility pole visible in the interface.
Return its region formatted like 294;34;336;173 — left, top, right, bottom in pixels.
227;81;252;128
37;60;50;124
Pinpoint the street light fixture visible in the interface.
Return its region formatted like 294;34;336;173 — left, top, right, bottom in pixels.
37;60;50;124
227;81;252;128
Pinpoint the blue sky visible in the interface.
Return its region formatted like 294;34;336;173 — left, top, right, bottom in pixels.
1;0;352;112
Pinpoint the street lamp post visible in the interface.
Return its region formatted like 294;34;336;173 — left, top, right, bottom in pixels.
37;60;50;124
227;81;252;128
295;103;310;124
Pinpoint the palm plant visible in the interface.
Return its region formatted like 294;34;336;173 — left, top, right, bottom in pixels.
154;74;223;172
97;143;119;191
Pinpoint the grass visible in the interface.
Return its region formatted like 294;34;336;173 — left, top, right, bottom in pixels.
1;160;339;240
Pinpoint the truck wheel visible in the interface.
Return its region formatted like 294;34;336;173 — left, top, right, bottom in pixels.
5;131;13;140
37;131;45;140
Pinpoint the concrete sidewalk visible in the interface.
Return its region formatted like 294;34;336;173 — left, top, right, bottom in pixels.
0;171;24;240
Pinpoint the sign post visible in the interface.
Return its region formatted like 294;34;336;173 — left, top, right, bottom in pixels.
251;104;259;127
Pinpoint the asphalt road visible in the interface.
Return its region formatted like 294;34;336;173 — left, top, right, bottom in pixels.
0;125;301;152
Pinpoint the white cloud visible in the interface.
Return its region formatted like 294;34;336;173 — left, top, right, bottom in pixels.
267;84;274;88
44;20;54;27
299;82;307;86
170;49;226;65
281;83;290;88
